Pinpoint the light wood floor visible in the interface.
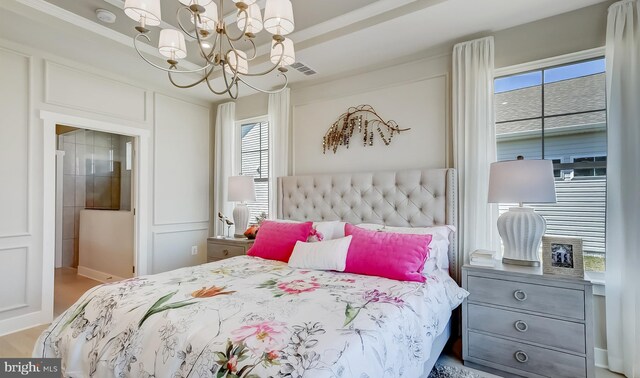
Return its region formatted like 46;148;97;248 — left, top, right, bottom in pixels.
0;270;625;378
53;267;101;317
0;267;99;358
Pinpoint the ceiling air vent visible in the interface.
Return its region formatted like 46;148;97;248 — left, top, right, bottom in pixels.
290;62;317;76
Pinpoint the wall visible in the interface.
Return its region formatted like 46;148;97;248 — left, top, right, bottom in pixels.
0;37;211;335
493;1;610;69
78;209;134;281
292;70;448;175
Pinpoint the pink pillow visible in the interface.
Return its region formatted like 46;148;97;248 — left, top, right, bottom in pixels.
247;220;314;262
344;224;432;282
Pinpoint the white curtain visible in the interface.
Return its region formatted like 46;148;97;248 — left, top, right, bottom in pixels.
605;1;640;376
452;36;500;261
213;102;237;236
268;88;291;218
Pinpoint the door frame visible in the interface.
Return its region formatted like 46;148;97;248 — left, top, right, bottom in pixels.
40;110;150;323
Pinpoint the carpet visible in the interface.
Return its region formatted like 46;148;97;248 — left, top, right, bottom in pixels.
428;362;482;378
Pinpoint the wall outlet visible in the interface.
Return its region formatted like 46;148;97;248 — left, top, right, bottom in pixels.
191;245;198;255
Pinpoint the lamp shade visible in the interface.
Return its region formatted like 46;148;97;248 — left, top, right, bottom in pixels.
237;3;263;34
488;159;557;204
158;29;187;59
270;37;295;66
225;50;249;75
228;176;256;202
193;2;218;32
264;0;294;35
124;0;161;26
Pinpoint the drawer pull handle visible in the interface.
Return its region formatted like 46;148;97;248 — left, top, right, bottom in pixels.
514;350;529;363
223;249;229;256
514;320;529;332
513;290;528;301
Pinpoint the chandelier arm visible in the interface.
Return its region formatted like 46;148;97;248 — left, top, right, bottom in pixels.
231;81;239;99
203;65;237;96
234;41;285;77
203;32;220;62
237;73;289;94
226;65;241;100
221;61;240;92
243;38;258;61
225;8;251;42
167;68;212;89
204;75;235;96
175;6;199;40
193;29;215;65
133;34;211;74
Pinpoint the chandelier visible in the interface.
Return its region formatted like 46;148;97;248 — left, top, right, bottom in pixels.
123;0;295;99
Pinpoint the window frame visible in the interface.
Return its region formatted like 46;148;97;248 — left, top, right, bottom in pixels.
235;115;271;219
494;47;608;283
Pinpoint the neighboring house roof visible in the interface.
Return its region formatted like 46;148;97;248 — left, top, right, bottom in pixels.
495;73;606;136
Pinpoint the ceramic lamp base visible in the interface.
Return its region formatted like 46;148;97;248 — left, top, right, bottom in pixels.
233;203;249;238
498;206;546;266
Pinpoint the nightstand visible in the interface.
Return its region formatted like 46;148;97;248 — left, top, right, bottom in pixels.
462;263;594;378
206;237;254;262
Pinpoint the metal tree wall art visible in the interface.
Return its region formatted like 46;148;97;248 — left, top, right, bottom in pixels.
322;105;410;154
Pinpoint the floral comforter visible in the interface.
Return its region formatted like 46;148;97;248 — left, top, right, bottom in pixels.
35;256;468;378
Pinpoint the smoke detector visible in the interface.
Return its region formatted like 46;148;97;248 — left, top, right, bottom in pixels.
96;8;117;24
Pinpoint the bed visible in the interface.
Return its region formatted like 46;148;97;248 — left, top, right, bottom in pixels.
34;168;466;377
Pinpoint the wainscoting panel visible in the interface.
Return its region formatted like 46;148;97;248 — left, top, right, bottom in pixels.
44;61;146;122
153;93;210;226
0;247;28;314
0;48;30;238
151;228;209;274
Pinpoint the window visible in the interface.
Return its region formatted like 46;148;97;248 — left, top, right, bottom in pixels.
495;57;607;272
239;119;270;223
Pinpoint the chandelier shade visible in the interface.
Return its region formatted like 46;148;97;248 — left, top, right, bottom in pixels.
125;0;295;99
264;0;295;35
270;38;295;66
237;3;263;34
123;0;161;26
158;29;187;60
193;2;218;32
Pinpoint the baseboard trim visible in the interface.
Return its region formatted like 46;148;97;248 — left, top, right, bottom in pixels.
0;310;49;338
595;347;609;369
77;266;126;283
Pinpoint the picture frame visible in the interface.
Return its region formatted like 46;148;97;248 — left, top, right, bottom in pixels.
542;235;584;278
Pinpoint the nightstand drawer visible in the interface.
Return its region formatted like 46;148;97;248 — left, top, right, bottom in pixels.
468;304;586;353
208;244;246;260
467;275;585;319
468;332;586;378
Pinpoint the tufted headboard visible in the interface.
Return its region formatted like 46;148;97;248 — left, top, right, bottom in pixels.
277;168;459;282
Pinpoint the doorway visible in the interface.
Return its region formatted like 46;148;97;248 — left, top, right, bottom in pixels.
41;111;150;324
54;126;136;313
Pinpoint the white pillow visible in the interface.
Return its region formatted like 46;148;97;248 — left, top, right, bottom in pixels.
355;224;454;271
288;236;352;272
313;221;346;240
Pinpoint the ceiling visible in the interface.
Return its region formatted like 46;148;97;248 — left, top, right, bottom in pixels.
0;0;608;102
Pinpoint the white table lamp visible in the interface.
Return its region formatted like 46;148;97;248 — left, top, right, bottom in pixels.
228;176;256;238
488;157;557;266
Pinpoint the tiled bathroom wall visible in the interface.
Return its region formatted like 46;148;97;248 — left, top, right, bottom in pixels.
57;129;133;268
